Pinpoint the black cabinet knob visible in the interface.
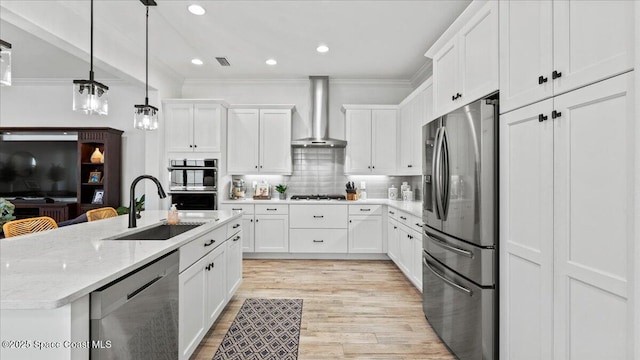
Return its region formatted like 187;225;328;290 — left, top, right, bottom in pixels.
538;114;548;122
194;144;197;148
552;70;562;79
452;95;456;101
189;145;193;148
552;110;562;119
538;75;548;84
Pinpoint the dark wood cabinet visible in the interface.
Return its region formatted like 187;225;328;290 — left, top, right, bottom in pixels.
77;128;123;214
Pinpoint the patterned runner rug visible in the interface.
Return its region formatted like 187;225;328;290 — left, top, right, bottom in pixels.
213;298;303;360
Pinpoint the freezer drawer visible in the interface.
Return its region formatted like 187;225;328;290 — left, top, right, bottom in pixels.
424;227;494;286
422;252;495;360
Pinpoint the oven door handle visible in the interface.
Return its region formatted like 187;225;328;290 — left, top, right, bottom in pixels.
423;257;473;296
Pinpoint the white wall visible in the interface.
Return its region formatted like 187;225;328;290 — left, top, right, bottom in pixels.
182;79;413;140
0;80;158;207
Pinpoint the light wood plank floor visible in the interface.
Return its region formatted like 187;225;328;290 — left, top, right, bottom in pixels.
191;259;455;360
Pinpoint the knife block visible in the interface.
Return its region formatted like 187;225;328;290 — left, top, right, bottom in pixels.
346;193;358;201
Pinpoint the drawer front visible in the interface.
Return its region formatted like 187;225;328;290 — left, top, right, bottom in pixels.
396;210;418;228
289;204;347;229
179;226;227;272
219;203;254;215
226;218;243;238
255;204;289;215
387;207;398;220
290;229;348;253
349;204;382;215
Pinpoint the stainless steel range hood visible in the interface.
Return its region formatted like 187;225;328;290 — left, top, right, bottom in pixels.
291;76;347;148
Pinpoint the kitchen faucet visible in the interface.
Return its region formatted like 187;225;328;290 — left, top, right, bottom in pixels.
129;175;167;228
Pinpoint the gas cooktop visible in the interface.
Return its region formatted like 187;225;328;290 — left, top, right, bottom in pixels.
290;194;346;200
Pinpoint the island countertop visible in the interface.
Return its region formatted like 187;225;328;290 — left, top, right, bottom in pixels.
0;210;240;310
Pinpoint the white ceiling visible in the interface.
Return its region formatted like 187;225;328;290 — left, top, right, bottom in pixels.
1;0;471;83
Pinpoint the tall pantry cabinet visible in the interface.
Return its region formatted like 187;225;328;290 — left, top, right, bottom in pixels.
499;1;637;359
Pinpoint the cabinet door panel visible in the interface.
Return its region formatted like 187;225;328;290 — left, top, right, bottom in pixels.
348;216;382;253
432;38;459;118
179;258;206;360
398;104;413;173
499;0;553;113
387;219;400;262
259;109;292;174
193;104;221;152
411;232;422;291
553;73;634;359
553;0;634;96
371;109;397;174
205;244;226;328
345;109;372;173
254;215;289;252
227;109;259;174
226;233;243;297
459;0;499;104
165;104;194;152
241;216;255;252
499;99;554;360
397;226;412;276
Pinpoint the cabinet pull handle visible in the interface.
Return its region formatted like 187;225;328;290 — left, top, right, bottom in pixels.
538;75;548;84
189;145;193;148
194;144;197;148
408;165;413;168
400;216;407;220
233;236;240;241
266;208;277;211
415;223;423;228
313;215;324;218
313;240;324;243
260;165;263;168
255;165;258;169
451;95;456;101
368;165;371;169
232;208;242;211
552;70;562;79
538;114;548;122
552;110;562;119
250;219;253;222
349;220;352;223
255;219;259;222
360;208;371;212
204;239;216;247
394;226;397;229
206;263;214;271
232;224;240;229
389;211;395;215
372;166;375;169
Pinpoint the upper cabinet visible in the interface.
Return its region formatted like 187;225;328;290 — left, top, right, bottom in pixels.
499;0;634;113
427;0;499;118
163;100;227;153
343;105;398;175
398;78;433;175
227;105;293;175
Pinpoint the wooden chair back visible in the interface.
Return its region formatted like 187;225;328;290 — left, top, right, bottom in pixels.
86;207;118;222
2;216;58;238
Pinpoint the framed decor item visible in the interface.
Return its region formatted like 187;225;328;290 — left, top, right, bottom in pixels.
88;171;102;183
91;189;105;204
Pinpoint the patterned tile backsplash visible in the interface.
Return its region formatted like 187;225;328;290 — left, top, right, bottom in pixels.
234;148;422;200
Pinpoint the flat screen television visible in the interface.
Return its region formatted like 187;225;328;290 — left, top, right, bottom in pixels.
0;139;77;200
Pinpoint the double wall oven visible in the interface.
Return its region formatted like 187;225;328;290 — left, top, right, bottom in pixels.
168;159;217;210
422;94;498;360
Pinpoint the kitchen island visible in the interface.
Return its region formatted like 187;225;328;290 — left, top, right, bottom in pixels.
0;210;241;360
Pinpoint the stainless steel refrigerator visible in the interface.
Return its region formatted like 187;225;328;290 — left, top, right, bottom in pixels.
422;94;498;360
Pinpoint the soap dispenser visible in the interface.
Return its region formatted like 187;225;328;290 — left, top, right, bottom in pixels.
167;204;179;225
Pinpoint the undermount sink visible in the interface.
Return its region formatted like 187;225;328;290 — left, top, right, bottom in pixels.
108;223;205;241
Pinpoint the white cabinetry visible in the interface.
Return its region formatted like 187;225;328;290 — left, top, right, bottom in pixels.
398;78;433;175
500;72;636;359
220;204;255;252
343;105;398;175
227;106;293;174
387;209;400;261
164;100;226;153
427;0;499;118
226;227;243;298
203;244;226;327
499;0;634;113
289;204;348;253
254;205;289;252
392;209;423;291
348;204;383;253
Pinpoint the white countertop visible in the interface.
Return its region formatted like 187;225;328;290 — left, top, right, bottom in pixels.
0;210;239;310
220;198;423;217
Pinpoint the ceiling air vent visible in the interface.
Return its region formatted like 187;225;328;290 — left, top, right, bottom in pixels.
216;57;230;66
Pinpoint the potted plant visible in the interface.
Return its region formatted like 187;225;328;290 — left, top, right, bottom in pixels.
275;184;288;200
0;198;16;235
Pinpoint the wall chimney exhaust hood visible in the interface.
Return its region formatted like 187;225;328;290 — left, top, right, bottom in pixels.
291;76;347;148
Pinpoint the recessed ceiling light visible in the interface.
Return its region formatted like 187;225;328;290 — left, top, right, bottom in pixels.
188;4;206;15
265;59;277;66
191;58;204;65
316;45;329;53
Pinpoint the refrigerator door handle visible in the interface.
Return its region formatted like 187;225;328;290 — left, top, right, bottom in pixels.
423;257;473;296
426;231;474;258
441;127;451;220
434;127;444;220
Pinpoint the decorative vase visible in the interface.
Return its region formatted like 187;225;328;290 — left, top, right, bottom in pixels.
90;148;104;163
279;192;287;200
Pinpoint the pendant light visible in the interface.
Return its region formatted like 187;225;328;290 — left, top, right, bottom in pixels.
72;0;109;115
134;0;159;131
0;39;12;86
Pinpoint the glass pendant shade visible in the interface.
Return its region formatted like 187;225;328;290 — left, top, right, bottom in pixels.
0;40;12;87
134;104;158;130
72;80;109;115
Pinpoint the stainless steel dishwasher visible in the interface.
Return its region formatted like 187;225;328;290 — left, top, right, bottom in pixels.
90;251;179;360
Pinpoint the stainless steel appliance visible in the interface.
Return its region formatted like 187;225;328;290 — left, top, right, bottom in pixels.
90;251;179;360
422;94;498;360
168;159;217;210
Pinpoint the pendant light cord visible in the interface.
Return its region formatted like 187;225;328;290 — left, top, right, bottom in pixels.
90;0;94;81
145;6;149;106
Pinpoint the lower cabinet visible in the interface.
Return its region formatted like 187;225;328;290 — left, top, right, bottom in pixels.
255;214;289;252
387;218;400;261
348;215;383;253
289;229;348;253
388;209;423;291
241;216;255;252
226;231;243;297
179;242;226;360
